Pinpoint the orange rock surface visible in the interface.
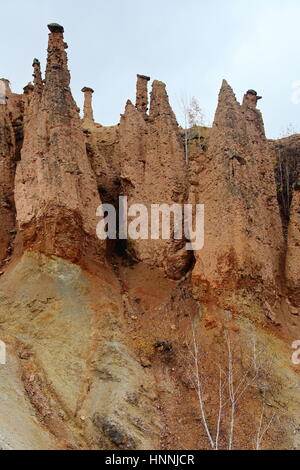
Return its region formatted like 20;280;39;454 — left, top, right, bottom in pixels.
14;25;104;263
0;25;299;451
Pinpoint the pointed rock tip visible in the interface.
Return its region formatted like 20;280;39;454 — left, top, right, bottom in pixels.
123;99;138;115
125;99;135;108
47;23;64;33
219;79;238;102
121;100;135;119
220;79;234;91
32;58;40;67
23;82;34;92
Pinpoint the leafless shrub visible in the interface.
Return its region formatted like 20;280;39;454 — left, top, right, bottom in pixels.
183;323;276;450
179;96;206;164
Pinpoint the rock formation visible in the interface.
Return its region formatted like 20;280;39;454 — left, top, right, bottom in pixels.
81;87;121;208
0;25;299;451
81;87;95;123
192;80;284;311
14;24;104;263
119;78;191;278
0;90;16;264
135;74;150;117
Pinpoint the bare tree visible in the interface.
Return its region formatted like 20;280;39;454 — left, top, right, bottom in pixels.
255;395;276;450
190;322;215;449
179;96;190;165
179;96;206;164
187;96;205;128
184;324;275;450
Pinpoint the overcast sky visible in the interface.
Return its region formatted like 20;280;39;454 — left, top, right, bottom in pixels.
1;0;300;138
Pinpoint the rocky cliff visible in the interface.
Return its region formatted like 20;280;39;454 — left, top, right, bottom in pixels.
0;87;16;265
0;25;299;450
119;78;191;279
14;24;104;263
192;82;283;295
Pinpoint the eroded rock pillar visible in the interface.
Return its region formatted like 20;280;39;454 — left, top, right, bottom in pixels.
81;87;94;122
136;74;150;117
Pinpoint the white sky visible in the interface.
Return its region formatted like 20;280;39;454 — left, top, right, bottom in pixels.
1;0;300;138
